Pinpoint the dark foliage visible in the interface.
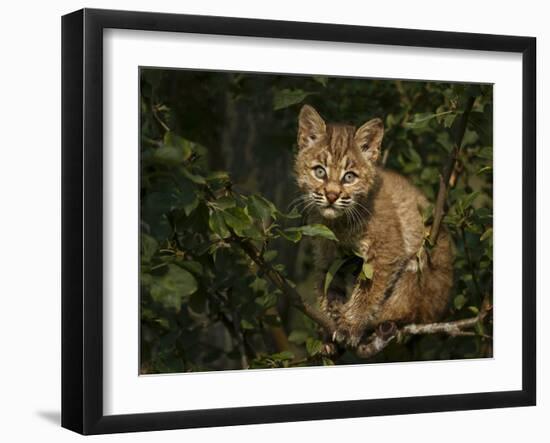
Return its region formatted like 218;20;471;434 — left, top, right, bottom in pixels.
140;68;493;373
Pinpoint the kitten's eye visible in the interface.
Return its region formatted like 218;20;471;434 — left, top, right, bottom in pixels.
342;172;357;184
313;166;326;179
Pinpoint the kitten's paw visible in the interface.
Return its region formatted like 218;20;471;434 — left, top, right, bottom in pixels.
347;329;364;348
324;288;346;320
332;329;347;344
376;321;398;340
333;319;365;348
321;342;338;356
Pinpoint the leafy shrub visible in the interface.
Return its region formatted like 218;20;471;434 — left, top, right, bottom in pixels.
140;69;493;373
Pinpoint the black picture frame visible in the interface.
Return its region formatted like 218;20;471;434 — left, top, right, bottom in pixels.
62;8;536;435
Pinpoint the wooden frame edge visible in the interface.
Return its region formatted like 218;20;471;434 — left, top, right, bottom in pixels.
61;8;537;435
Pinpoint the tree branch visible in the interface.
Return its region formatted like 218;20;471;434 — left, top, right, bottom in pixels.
429;96;475;245
356;296;491;359
232;236;337;333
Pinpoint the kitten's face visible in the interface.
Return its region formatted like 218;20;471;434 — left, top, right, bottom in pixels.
294;105;384;220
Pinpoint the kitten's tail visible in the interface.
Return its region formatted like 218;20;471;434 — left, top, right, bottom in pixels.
417;228;454;323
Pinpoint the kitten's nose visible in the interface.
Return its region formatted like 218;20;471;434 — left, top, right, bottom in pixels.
326;191;340;204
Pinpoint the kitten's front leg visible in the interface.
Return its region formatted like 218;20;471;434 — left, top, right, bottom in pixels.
333;271;390;348
332;284;373;348
318;279;346;355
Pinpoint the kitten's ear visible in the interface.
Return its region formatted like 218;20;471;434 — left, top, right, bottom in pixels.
298;105;326;150
355;118;384;163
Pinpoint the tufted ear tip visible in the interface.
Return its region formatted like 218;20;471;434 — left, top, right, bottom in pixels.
355;117;384;162
298;104;322;123
299;104;314;114
369;118;384;129
297;105;326;150
359;117;384;132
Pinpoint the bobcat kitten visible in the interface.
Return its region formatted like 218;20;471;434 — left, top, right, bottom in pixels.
294;105;453;348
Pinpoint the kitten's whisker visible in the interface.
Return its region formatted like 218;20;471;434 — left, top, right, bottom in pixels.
302;201;318;219
353;205;365;226
344;207;356;232
347;205;364;233
288;194;314;212
353;200;373;217
287;195;307;209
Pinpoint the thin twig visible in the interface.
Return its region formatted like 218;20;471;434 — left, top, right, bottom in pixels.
233;235;336;333
429;96;475;245
356;296;491;359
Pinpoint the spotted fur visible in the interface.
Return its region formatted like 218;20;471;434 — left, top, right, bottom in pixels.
294;105;454;348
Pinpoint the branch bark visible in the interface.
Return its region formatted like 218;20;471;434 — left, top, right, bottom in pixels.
233;236;337;333
429;96;475;245
356;296;491;359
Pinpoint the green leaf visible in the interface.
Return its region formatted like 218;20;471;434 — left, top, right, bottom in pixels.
180;260;203;276
273;89;314;111
404;111;453;129
460;191;481;210
324;257;348;295
360;261;374;280
160;132;193;163
436;131;454;153
150;264;198;311
250;276;268;294
263;250;278;262
407;147;422;167
208;211;230;238
206;171;230;182
182;195;198;216
270;351;294;361
222;207;252;235
141;234;158;263
182;167;206;184
288;330;309;345
256;292;278;309
286;224;338;242
247;195;276;221
453;293;467;310
477;146;493;160
213;196;236;210
477;166;493;175
443;113;457;128
480;227;493;242
312;75;328;87
177;179;199;216
153;146;184;165
420;167;439;184
240;319;255;330
467;306;479;315
277;207;302;219
278;228;302;243
306;337;323;356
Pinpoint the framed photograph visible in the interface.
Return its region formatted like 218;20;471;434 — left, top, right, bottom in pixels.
62;8;536;435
